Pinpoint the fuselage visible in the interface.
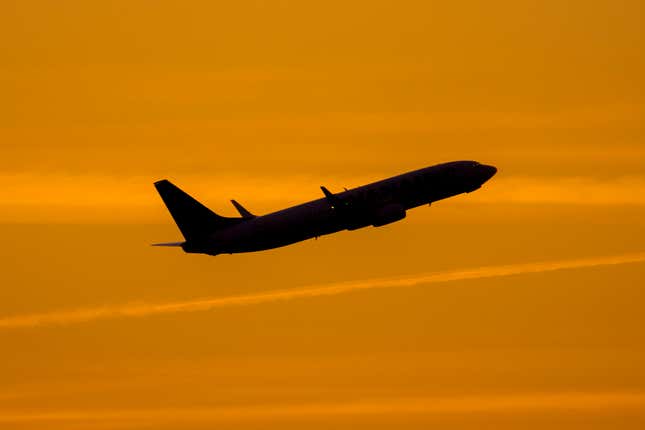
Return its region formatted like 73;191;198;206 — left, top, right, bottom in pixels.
183;161;497;255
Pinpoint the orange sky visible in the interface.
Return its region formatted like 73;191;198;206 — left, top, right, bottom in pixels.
2;1;645;429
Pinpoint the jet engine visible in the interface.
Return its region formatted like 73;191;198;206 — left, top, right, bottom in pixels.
372;203;406;227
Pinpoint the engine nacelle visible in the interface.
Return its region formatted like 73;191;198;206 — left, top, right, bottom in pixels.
372;204;406;227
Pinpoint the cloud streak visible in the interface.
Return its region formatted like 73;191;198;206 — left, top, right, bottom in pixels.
1;252;644;329
3;174;645;222
1;392;644;424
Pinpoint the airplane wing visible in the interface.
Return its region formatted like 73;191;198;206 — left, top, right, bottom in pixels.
320;186;353;211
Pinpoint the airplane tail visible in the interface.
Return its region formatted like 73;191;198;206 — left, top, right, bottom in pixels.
153;179;241;241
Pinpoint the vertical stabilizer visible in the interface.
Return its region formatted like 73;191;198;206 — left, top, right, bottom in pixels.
154;180;240;241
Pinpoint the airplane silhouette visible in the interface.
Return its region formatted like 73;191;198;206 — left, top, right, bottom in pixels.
153;161;497;255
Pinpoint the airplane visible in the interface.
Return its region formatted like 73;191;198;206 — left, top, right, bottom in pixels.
153;160;497;255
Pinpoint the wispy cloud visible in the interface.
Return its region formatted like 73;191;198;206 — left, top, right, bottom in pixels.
2;173;645;222
1;392;644;424
470;176;645;206
1;252;643;329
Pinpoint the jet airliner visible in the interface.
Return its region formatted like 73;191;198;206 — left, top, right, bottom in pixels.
153;161;497;255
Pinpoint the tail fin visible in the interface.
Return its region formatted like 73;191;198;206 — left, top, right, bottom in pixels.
154;180;241;241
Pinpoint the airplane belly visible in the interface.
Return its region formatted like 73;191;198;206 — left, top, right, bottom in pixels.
213;207;342;253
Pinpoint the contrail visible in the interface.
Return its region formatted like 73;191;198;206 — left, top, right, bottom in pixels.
1;252;644;329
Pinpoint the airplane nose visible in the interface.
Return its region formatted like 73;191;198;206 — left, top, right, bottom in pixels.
481;164;497;181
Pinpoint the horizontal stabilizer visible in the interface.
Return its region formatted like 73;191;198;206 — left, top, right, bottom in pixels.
231;199;256;219
151;242;185;247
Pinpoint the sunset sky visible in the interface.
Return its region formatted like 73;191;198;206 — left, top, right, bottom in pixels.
2;1;645;428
